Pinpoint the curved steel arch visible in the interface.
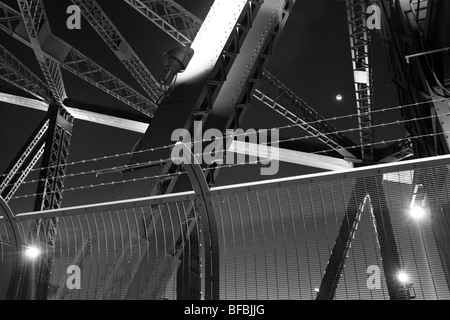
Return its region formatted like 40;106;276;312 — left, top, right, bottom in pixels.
0;196;23;300
177;145;220;300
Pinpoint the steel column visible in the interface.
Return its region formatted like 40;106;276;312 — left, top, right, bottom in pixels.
15;104;74;300
0;197;23;300
180;147;219;300
317;175;408;300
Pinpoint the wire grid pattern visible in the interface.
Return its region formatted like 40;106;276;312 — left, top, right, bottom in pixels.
5;156;450;300
209;161;450;300
14;193;203;300
0;215;11;267
0;216;12;299
0;202;20;300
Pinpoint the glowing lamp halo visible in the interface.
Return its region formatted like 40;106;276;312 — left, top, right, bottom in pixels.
25;246;40;259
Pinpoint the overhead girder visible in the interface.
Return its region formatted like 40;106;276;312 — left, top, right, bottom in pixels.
375;136;414;163
377;0;450;295
17;0;67;105
316;176;411;300
0;102;74;300
101;0;267;299
378;0;450;157
0;44;53;102
255;71;359;160
123;0;202;46
23;104;74;300
0;1;157;118
100;0;296;299
123;0;356;158
72;0;164;104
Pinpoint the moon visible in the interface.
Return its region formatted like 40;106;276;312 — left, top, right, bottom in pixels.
336;94;343;101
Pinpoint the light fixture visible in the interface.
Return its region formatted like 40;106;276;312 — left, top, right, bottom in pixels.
409;205;426;220
159;46;195;90
25;246;40;259
336;94;343;101
397;271;409;284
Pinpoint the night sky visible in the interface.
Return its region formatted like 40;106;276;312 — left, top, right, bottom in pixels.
0;0;406;213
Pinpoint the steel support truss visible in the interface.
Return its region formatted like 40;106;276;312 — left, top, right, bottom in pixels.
345;0;375;161
100;0;295;300
17;0;67;105
0;1;157;117
123;0;354;158
11;104;74;300
378;0;449;157
123;0;202;46
0;197;23;300
316;175;412;300
0;119;49;202
72;0;164;104
0;44;52;102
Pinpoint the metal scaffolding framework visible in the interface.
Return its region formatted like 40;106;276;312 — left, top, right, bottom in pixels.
0;0;449;301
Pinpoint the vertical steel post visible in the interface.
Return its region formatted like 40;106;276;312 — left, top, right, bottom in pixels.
19;104;74;300
317;175;408;300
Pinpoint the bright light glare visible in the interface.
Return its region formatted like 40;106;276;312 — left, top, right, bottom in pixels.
314;288;320;292
25;247;40;259
397;271;409;283
409;206;426;219
336;94;343;101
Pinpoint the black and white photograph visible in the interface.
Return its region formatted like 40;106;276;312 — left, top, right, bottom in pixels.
0;0;449;309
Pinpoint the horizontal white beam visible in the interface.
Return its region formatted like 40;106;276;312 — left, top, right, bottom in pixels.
228;140;354;171
0;92;149;133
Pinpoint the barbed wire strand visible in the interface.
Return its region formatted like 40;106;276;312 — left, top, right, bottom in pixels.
10;171;185;201
2;97;449;182
2;108;448;188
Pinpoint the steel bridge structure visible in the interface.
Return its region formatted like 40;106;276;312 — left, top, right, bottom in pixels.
0;0;449;300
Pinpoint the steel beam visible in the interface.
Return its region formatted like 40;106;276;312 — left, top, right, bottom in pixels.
0;118;49;202
17;0;67;105
108;0;294;300
123;0;353;157
28;104;74;300
0;1;156;117
316;175;409;300
1;103;74;300
0;197;24;300
378;0;448;157
376;136;414;163
0;44;52;102
177;144;219;300
123;0;202;46
255;71;359;160
345;0;375;161
72;0;164;103
228;140;355;171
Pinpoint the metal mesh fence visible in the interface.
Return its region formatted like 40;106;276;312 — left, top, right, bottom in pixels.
3;155;450;300
0;199;21;300
209;156;450;300
14;192;204;300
